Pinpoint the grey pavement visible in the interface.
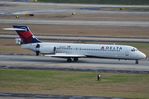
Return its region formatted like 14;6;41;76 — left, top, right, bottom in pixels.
1;19;149;27
0;55;148;73
0;34;149;43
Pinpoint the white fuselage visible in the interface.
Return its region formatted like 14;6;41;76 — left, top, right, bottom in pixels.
21;42;146;60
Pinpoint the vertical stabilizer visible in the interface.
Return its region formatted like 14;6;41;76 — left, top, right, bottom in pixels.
13;25;41;44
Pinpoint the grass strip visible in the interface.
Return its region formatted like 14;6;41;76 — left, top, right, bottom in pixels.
0;69;149;98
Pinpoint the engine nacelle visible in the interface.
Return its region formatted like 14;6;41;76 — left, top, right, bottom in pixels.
39;46;55;54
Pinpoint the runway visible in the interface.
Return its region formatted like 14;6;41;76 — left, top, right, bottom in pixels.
0;55;149;73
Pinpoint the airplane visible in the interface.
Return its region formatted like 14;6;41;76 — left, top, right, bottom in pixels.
4;25;146;64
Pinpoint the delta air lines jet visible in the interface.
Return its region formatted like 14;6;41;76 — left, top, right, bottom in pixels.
5;25;146;64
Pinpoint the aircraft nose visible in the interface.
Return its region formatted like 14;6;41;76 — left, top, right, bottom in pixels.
140;52;146;59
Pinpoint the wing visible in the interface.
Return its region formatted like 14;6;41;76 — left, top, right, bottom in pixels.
45;53;86;58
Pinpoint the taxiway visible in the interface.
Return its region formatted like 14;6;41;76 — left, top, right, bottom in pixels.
1;19;149;27
1;34;149;43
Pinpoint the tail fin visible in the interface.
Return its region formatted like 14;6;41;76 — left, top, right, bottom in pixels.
13;25;41;44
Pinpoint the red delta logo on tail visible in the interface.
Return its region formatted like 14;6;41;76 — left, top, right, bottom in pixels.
13;26;40;44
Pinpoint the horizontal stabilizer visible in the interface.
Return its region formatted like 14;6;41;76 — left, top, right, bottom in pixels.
3;28;26;31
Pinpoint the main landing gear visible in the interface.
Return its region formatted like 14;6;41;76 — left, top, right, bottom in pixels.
67;58;79;62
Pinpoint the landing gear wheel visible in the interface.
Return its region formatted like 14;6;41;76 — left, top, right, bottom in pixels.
36;51;40;56
73;58;78;62
67;58;72;62
135;60;139;64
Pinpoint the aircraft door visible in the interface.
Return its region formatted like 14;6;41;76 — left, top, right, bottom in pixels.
53;46;56;54
125;49;129;57
35;44;40;56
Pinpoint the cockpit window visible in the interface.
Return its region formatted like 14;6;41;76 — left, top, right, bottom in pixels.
131;48;137;52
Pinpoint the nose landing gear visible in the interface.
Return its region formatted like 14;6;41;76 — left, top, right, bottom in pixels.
135;60;139;64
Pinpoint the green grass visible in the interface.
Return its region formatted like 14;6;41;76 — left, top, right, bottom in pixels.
38;0;149;5
0;69;149;98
